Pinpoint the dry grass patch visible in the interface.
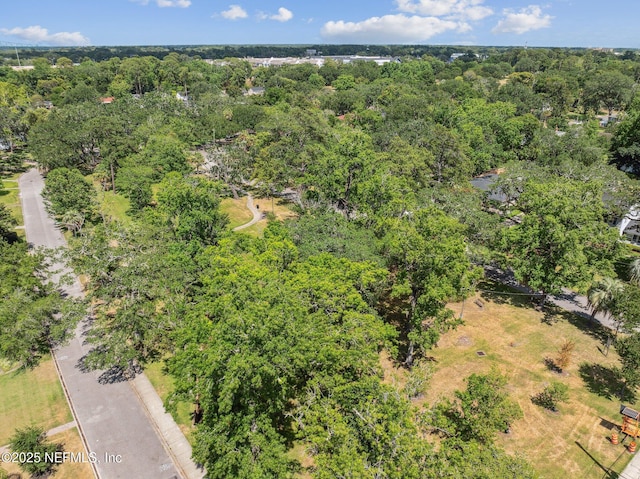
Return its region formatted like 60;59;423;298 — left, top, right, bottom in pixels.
220;197;254;229
0;427;93;479
240;197;297;237
420;281;637;478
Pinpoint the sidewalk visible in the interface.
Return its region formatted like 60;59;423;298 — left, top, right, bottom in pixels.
620;451;640;479
130;374;205;479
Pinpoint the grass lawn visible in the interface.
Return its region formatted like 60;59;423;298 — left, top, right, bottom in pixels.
0;357;72;446
0;427;93;479
220;195;297;236
220;197;254;229
145;361;196;443
405;279;638;479
0;173;24;233
241;197;297;237
97;189;132;224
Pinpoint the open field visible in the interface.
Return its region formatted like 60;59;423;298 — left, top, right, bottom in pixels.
0;358;72;446
0;427;93;479
407;280;638;479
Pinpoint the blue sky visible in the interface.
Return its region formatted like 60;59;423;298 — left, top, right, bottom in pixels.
1;0;638;48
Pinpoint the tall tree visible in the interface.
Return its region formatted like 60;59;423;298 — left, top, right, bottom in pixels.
42;167;96;220
501;179;622;305
154;172;228;245
0;241;81;367
582;71;634;119
384;208;481;366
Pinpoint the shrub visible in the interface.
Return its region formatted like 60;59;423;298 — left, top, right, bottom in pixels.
532;382;569;411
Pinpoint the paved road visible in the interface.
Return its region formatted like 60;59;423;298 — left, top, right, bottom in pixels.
19;169;182;479
233;194;263;231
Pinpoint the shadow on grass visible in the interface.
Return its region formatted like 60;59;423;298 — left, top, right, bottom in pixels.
544;357;561;373
575;441;618;479
546;306;612;345
477;279;538;308
579;363;634;402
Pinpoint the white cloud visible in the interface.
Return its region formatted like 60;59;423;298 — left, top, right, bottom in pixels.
269;7;294;22
131;0;191;7
220;5;248;20
492;5;552;34
321;14;467;43
395;0;493;21
157;0;191;7
0;25;89;46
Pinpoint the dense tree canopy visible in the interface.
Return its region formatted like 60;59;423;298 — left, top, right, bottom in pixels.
4;45;640;478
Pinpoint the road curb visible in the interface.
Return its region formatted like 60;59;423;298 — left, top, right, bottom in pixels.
51;346;100;479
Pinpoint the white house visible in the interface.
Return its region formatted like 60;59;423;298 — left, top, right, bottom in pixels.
619;205;640;245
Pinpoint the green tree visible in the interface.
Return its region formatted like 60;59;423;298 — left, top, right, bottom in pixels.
582;71;633;118
0;241;80;367
612;110;640;173
532;382;569;411
42;167;96;219
428;439;538;479
167;231;394;478
501;180;622;306
432;370;522;443
385;208;482;366
154;172;228;245
114;165;154;211
69;223;199;374
0;204;17;243
616;332;640;397
28;102;105;172
9;426;63;476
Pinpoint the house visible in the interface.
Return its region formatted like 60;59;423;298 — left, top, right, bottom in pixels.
176;92;189;104
618;205;640;246
244;87;265;96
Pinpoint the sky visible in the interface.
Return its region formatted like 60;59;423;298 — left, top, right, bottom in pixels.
0;0;639;49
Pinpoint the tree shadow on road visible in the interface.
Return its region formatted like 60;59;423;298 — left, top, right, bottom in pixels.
76;352;141;384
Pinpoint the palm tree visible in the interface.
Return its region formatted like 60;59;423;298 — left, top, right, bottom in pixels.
60;210;85;236
629;258;640;286
587;277;624;321
587;277;625;355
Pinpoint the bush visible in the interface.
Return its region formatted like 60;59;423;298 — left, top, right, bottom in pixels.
9;425;63;476
532;382;569;411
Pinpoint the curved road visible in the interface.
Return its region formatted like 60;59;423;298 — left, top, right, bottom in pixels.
233;194;263;231
19;169;183;479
